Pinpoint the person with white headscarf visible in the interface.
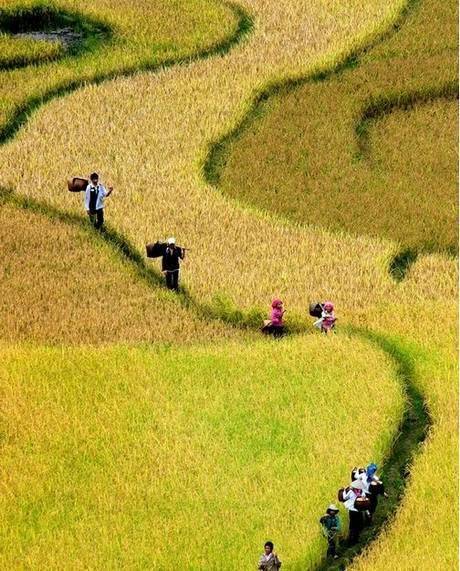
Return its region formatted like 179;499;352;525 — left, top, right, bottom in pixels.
343;480;366;545
161;237;185;291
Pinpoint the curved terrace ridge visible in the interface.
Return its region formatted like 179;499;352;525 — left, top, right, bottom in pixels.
0;0;450;567
0;185;431;569
203;0;457;278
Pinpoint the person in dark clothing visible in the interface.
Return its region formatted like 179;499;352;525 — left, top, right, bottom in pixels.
319;504;341;559
84;172;113;229
162;237;185;291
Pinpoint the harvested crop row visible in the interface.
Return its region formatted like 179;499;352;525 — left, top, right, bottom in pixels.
0;335;403;568
215;0;458;252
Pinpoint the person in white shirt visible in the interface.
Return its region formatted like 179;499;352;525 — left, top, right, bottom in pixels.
343;480;366;545
85;172;113;229
258;541;281;570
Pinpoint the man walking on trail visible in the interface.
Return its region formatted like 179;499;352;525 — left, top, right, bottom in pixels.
85;172;113;229
162;237;185;291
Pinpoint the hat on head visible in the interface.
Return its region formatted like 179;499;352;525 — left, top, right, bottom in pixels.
351;480;364;490
366;463;378;477
324;301;334;311
271;298;283;308
327;504;339;513
167;237;176;245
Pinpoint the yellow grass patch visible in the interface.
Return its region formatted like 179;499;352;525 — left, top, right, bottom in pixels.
0;203;243;344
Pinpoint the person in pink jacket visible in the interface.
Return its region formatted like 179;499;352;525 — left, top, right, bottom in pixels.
268;298;285;338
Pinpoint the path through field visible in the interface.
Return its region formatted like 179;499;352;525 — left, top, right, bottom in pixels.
0;0;457;568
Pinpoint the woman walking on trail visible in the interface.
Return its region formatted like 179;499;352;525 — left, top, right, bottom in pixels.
343;480;366;545
319;504;341;559
258;541;281;570
318;301;337;334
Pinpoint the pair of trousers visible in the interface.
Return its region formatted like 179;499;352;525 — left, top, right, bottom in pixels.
88;208;104;229
265;325;285;338
165;270;179;291
348;510;363;545
326;534;337;557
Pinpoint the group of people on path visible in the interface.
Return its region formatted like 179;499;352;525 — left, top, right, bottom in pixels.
78;174;387;566
263;299;337;337
79;173;186;291
257;463;387;568
320;462;388;560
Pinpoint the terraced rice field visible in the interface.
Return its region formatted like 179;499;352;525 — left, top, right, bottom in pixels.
0;0;457;568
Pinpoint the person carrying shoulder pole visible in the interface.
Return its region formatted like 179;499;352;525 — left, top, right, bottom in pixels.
162;237;185;291
85;172;113;229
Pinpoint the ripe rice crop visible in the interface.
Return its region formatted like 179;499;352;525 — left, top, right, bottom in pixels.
0;202;243;345
0;0;240;133
0;0;457;568
0;336;403;568
1;0;444;318
215;0;458;253
350;301;458;570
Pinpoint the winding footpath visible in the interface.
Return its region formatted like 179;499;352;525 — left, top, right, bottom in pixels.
0;0;455;568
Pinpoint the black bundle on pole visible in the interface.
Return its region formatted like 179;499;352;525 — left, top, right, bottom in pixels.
309;302;323;318
146;241;167;258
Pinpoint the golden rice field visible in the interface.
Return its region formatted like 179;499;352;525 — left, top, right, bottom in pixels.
0;0;457;568
0;337;403;569
0;0;241;132
0;201;243;345
215;0;458;252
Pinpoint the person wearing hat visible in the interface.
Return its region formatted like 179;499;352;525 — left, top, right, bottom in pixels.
319;504;341;559
342;480;365;545
162;237;185;291
258;541;281;570
363;463;388;521
84;172;113;229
